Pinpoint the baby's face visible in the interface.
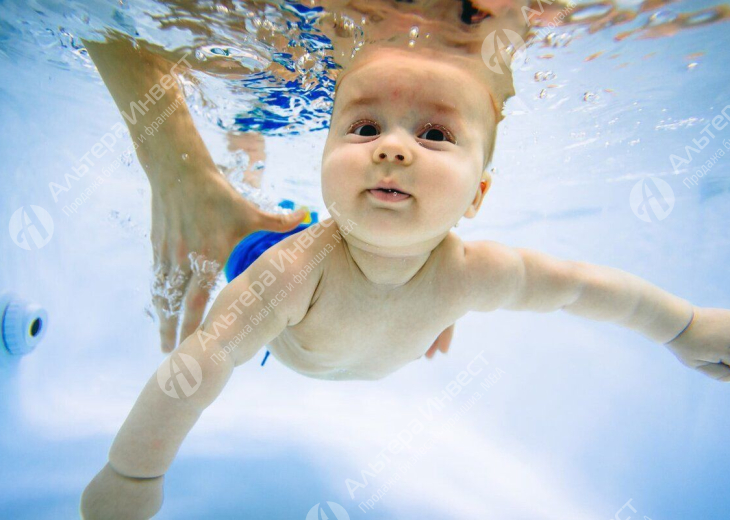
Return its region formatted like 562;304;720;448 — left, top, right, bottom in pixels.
321;47;496;250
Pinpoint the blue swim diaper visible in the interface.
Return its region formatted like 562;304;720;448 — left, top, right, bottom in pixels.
224;199;318;366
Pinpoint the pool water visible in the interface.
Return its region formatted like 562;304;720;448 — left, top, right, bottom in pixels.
1;1;730;519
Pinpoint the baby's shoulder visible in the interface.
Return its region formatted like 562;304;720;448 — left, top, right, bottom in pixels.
429;233;521;297
243;218;343;325
420;232;471;290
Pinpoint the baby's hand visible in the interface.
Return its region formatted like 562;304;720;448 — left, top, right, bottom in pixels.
664;306;730;382
425;324;455;359
80;463;164;520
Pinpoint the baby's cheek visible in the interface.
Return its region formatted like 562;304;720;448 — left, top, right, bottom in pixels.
428;174;477;219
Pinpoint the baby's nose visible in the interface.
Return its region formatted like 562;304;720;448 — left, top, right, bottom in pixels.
378;151;405;162
373;135;413;165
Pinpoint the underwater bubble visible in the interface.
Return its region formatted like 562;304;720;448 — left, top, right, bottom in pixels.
544;32;573;48
569;3;612;23
233;150;250;169
181;153;189;161
121;151;133;167
583;91;598;102
189;252;222;290
655;117;702;131
685;9;723;26
534;71;556;82
196;44;270;72
150;265;187;319
144;304;156;323
648;10;677;26
295;52;316;74
224;150;251;185
539;89;547;99
409;26;419;39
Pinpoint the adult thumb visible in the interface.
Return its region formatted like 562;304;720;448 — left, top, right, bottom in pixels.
256;208;307;233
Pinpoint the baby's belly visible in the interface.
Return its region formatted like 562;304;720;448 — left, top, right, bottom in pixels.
267;327;428;381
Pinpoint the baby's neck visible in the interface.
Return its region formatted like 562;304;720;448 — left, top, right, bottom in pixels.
339;228;449;287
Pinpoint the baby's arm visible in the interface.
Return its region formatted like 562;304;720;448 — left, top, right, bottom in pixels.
462;240;730;381
80;235;321;519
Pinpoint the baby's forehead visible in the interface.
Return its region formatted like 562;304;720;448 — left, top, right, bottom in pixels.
333;48;496;125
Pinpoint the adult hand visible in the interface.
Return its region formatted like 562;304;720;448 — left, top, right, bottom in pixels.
151;169;305;352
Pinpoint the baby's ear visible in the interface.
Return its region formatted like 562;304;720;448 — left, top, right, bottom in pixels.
464;172;492;218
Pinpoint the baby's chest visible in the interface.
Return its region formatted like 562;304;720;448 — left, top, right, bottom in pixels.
270;277;464;378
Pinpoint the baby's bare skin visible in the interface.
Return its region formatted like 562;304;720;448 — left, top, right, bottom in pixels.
81;5;730;518
212;217;698;383
268;222;467;380
82;203;729;517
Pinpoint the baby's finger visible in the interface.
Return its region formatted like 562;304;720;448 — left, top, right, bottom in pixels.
438;324;455;354
179;275;213;343
424;325;455;360
695;362;730;382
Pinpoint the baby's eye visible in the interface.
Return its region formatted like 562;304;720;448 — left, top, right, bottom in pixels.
417;124;456;144
348;120;380;137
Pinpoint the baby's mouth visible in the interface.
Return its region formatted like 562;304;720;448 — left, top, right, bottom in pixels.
367;188;411;203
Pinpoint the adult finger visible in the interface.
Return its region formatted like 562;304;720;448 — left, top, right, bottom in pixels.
179;252;222;343
179;274;214;344
152;262;191;353
252;207;307;234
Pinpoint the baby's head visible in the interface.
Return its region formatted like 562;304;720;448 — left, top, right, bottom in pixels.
321;43;513;251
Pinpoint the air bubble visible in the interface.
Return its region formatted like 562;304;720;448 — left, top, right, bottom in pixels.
534;71;556;82
122;151;133;166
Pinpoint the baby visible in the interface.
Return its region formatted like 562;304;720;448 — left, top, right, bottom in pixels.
81;41;730;520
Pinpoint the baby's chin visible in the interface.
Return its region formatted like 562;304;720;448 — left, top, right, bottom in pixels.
332;212;451;252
